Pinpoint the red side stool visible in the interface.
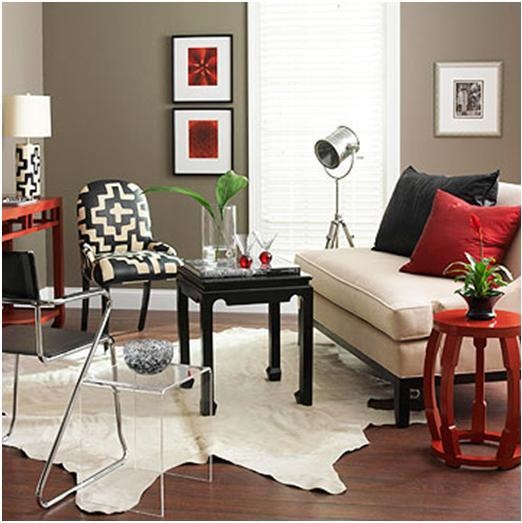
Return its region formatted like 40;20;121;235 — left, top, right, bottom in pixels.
423;309;520;469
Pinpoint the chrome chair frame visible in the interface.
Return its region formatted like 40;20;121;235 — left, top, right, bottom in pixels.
2;289;128;509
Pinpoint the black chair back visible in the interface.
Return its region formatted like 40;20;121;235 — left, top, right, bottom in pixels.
76;179;153;254
3;251;40;301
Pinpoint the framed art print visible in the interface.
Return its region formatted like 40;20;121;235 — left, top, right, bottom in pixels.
173;109;233;175
435;61;502;136
172;35;232;102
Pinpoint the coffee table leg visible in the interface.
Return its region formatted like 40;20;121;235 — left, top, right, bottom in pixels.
295;289;313;406
200;299;217;416
266;302;282;381
177;286;193;389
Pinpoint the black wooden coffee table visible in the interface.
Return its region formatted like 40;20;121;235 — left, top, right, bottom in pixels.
176;260;313;415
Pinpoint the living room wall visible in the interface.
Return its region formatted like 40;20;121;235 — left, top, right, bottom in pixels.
43;2;247;287
2;2;47;285
401;2;521;183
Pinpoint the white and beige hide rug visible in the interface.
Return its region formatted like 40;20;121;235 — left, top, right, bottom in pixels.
2;328;424;513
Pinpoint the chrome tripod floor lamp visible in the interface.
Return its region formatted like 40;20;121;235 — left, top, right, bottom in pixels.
314;125;360;248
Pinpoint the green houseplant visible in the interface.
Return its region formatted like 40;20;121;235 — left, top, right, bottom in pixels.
443;214;513;320
145;170;248;264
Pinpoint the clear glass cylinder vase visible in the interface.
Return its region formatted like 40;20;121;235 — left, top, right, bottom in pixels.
201;205;237;267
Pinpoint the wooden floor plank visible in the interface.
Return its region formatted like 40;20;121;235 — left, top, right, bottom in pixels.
2;309;520;520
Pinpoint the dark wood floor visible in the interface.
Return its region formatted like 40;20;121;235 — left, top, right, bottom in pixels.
3;309;520;521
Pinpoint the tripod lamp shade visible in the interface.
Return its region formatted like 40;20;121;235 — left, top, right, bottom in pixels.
3;94;51;138
314;125;359;170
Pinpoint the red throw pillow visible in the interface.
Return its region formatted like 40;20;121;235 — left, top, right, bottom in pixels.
400;189;520;277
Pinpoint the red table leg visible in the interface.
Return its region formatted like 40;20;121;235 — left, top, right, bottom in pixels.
497;336;521;469
470;337;487;443
423;329;442;442
52;203;65;327
439;334;463;467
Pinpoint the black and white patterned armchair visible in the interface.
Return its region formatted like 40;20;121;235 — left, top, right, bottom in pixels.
77;179;182;331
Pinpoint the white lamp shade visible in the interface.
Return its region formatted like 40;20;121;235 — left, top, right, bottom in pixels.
3;94;52;138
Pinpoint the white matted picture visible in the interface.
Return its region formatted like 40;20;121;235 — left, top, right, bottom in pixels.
173;109;233;175
172;35;232;102
435;61;502;136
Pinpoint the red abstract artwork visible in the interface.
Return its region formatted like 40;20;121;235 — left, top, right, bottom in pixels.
188;47;218;86
188;120;218;158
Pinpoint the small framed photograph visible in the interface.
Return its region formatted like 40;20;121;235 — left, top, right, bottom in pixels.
435;61;502;136
172;35;232;102
173;109;233;175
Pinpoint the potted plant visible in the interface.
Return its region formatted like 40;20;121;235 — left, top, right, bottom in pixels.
145;170;248;265
444;214;513;320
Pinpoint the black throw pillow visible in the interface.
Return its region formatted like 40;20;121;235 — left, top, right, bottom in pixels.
373;166;499;257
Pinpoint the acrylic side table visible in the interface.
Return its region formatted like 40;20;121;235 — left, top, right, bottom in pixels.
83;360;213;517
423;309;520;469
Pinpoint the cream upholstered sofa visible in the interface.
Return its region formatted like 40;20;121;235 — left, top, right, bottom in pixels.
295;182;520;427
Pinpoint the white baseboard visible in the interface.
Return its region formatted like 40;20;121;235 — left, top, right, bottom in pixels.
41;286;299;315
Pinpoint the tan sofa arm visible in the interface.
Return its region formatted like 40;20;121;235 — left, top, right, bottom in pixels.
436;277;521;314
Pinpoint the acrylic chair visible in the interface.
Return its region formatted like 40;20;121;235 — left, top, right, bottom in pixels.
2;250;128;509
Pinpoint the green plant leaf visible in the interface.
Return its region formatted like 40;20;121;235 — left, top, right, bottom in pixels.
143;186;215;220
215;170;248;215
464;252;477;267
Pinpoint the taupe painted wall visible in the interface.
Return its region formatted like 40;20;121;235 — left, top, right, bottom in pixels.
2;2;47;285
401;2;521;182
43;2;247;287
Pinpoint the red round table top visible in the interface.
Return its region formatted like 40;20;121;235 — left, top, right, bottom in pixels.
433;309;521;338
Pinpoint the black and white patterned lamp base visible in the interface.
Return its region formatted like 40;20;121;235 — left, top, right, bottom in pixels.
16;142;41;199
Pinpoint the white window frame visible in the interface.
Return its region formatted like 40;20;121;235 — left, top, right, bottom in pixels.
247;1;401;233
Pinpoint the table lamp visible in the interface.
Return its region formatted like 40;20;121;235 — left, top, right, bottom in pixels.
314;125;360;248
3;93;52;199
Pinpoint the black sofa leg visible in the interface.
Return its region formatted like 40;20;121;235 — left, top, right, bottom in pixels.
138;281;151;332
81;275;90;331
394;379;411;428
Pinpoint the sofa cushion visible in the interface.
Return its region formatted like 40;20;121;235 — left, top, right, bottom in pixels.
295;248;460;342
400;190;521;277
497;182;521;277
373;166;499;257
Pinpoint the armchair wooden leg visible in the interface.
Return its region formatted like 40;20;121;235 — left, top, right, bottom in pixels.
138;281;151;332
81;275;90;331
101;290;111;351
394;379;411;428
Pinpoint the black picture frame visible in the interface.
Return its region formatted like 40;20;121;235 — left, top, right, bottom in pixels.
172;108;234;176
172;34;233;103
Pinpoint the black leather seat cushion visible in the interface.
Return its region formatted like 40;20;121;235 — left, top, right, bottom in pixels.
2;325;101;358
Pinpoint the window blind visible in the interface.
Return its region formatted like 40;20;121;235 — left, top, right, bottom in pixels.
249;1;394;261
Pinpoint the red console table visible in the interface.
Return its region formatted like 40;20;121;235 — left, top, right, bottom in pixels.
2;197;65;327
424;309;520;469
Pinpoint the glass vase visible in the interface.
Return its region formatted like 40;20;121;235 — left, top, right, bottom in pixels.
201;205;237;267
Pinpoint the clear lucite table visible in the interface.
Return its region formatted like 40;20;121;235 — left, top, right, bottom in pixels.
81;360;213;517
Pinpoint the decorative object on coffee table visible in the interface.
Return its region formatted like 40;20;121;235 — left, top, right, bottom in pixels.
172;34;232;102
424;309;520;469
444;213;513;320
253;231;277;268
172;109;233;175
176;259;313;415
123;339;174;375
314;125;360;248
435;61;502;136
145;170;247;266
235;233;255;269
3;94;52;199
